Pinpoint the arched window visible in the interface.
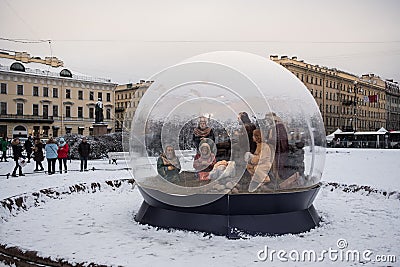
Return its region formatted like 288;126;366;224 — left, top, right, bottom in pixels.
60;69;72;78
10;62;25;72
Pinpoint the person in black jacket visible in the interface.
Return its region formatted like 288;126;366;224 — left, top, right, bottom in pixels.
11;138;25;177
33;137;44;171
24;136;33;163
78;137;90;172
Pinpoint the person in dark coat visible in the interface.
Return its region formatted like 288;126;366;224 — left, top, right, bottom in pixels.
192;116;215;152
24;136;33;163
78;137;90;171
33;138;44;171
238;112;257;154
11;138;25;177
0;135;8;162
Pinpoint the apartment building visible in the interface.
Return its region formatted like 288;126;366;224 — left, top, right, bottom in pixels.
114;80;151;132
0;51;117;139
270;55;387;134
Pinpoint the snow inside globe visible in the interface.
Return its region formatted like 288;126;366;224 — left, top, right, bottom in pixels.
125;51;326;236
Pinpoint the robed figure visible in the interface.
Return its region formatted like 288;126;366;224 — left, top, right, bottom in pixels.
95;99;104;123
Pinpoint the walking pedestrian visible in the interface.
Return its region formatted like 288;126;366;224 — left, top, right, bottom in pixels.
0;135;8;162
57;137;69;173
11;138;25;177
24;136;33;163
78;137;90;172
33;138;44;171
45;137;58;175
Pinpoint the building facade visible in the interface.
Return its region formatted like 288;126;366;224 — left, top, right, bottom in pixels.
0;52;117;139
114;80;151;132
270;55;387;134
385;79;400;131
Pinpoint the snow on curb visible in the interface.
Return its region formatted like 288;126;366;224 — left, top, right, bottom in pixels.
322;182;400;199
0;179;135;267
0;179;135;223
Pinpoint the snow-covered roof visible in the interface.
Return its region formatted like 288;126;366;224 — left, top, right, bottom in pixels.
0;57;114;84
354;131;386;135
326;129;342;141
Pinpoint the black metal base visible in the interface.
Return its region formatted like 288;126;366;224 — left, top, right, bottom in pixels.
135;184;321;238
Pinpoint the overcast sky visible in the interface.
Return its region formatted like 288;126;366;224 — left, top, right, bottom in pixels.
1;0;399;84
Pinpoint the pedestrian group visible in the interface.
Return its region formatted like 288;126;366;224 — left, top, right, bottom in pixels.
2;136;91;177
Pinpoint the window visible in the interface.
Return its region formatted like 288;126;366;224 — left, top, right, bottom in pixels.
78;90;83;100
1;83;6;94
53;105;58;117
10;62;25;72
98;92;102;100
43;105;48;119
106;108;111;119
0;102;7;115
107;93;111;102
53;128;58;137
89;91;94;101
17;103;23;115
33;86;39;96
89;107;94;119
33;104;39;116
65;106;71;118
78;127;84;135
60;69;72;78
17;85;23;95
66;89;71;99
43;87;49;97
53;88;58;98
78;107;83;118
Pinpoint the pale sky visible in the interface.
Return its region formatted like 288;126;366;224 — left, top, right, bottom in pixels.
1;0;399;84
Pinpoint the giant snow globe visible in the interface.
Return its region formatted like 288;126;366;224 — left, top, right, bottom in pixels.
125;51;326;237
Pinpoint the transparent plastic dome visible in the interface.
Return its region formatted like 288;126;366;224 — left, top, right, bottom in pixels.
125;51;326;207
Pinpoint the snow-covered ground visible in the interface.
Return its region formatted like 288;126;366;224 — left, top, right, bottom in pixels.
0;148;399;266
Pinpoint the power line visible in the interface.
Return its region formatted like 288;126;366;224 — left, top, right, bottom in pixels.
2;37;400;44
3;0;40;39
51;39;400;44
0;37;50;44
